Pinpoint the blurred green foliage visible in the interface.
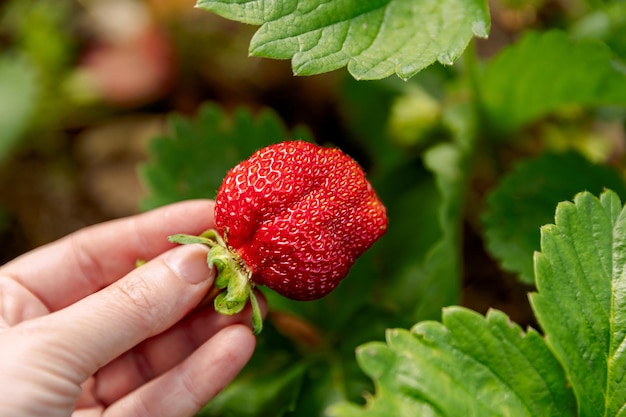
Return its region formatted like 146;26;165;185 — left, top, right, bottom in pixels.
0;56;38;162
0;0;76;138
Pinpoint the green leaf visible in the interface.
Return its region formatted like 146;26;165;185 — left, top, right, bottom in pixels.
482;150;626;284
199;362;307;417
198;323;308;417
0;56;39;162
332;189;626;416
480;30;626;134
530;189;626;416
140;102;311;210
329;307;576;417
196;0;490;80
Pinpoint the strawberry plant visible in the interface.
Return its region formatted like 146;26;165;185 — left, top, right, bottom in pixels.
133;0;626;416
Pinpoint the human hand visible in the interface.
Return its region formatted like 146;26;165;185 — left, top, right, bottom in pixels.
0;200;265;417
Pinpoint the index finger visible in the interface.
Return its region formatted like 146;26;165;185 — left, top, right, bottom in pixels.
0;200;215;311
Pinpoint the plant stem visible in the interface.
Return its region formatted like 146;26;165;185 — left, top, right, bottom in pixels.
463;39;486;133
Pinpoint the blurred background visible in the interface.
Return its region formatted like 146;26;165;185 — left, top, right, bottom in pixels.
0;0;353;264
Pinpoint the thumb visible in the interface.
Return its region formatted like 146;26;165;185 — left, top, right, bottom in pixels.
28;244;214;379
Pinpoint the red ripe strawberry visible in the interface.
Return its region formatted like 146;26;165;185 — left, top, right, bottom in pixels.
169;140;387;333
215;140;388;301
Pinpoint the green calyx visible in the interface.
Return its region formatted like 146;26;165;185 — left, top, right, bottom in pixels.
168;229;263;334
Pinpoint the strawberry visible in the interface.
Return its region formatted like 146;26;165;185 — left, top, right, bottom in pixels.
169;140;387;333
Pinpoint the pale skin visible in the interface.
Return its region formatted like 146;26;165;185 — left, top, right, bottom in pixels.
0;200;264;417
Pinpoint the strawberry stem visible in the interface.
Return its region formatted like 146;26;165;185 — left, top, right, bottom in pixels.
167;229;262;334
168;229;226;247
249;290;263;335
167;234;216;246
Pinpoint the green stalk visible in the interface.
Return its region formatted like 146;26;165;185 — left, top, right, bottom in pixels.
168;229;263;335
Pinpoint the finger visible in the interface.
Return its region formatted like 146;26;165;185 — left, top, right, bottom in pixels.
104;325;256;417
0;273;50;326
92;292;267;405
1;200;215;311
17;244;215;382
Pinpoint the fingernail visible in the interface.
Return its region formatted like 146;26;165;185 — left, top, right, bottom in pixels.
165;245;213;285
